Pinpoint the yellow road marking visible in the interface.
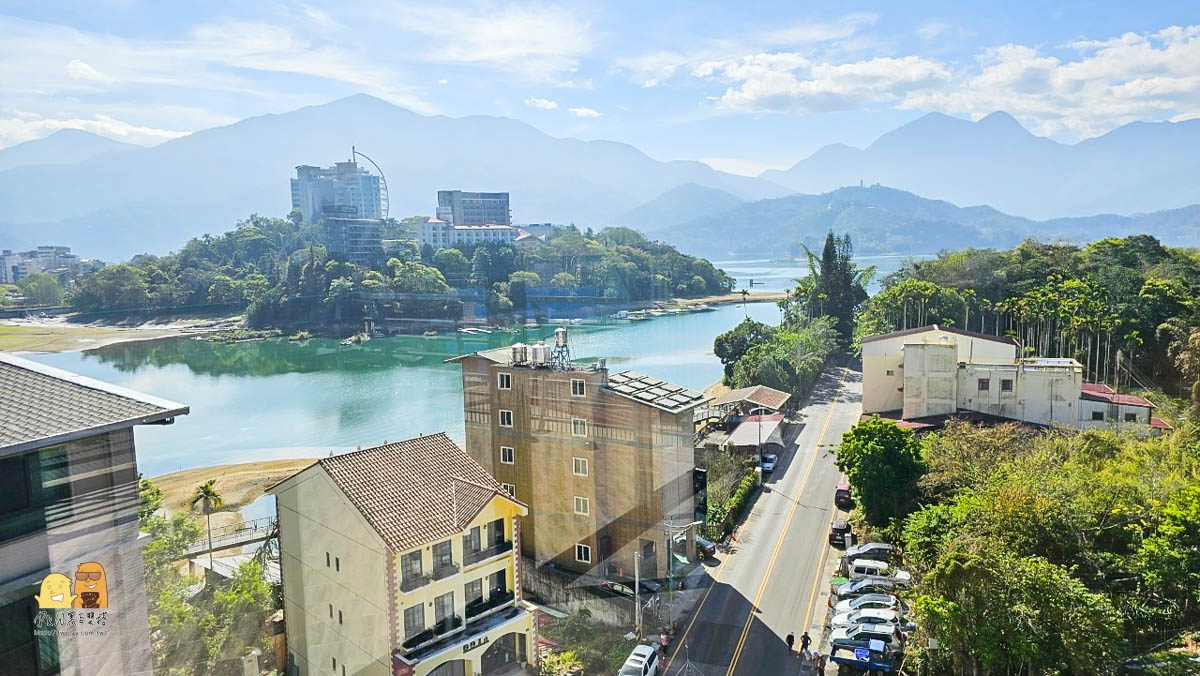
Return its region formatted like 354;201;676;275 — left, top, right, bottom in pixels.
724;366;847;676
802;475;845;631
666;546;732;671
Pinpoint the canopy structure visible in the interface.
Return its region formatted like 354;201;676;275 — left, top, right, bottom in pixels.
726;413;785;448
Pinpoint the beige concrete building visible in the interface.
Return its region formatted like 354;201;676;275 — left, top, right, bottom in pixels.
861;325;1171;432
0;352;189;676
450;334;709;581
270;433;534;676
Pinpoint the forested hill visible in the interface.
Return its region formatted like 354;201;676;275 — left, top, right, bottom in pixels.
67;214;734;330
656;185;1200;258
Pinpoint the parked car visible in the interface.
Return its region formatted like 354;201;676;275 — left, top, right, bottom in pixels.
835;482;854;510
695;535;716;559
828;519;853;547
829;623;903;646
833;593;901;615
601;579;661;598
843;542;896;563
835;578;899;599
831;608;901;629
619;644;660;676
846;559;912;585
760;453;778;473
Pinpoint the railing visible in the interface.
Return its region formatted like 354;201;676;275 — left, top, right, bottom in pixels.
402;627;434;651
400;573;432;593
432;562;460;580
466;590;515;619
464;540;513;566
433;615;463;636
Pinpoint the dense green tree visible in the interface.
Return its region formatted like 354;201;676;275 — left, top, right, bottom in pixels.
432;248;471;285
17;272;63;306
138;476;165;522
72;263;151;311
834;417;925;525
714;318;776;381
781;231;871;342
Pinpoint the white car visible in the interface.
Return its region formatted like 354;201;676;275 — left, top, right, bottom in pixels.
829;623;901;645
847;559;912;585
831;608;901;629
619;644;660;676
760;453;778;473
833;593;900;615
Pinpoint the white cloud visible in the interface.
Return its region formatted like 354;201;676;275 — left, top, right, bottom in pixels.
387;3;592;81
0;113;189;148
437;78;448;85
524;96;559;110
65;59;114;83
916;21;952;42
568;106;602;118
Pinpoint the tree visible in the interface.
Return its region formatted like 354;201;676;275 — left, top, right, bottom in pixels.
17;272;63;306
190;479;224;571
540;650;583;675
139;476;165;523
783;232;871;342
550;271;578;292
834;417;924;525
432;248;471;286
714;318;776;381
72;264;151;311
470;247;493;287
1137;485;1200;608
507;271;541;315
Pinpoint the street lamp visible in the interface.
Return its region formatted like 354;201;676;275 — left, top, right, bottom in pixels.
663;519;703;631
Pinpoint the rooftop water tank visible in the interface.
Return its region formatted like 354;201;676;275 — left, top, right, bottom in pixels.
555;327;568;348
511;342;528;364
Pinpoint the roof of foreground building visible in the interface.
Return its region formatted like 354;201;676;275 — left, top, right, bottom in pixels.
604;370;711;413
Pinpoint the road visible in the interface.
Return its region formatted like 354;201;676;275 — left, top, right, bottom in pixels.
667;361;863;675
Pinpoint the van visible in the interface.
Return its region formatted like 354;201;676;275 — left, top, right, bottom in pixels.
619;644;660;676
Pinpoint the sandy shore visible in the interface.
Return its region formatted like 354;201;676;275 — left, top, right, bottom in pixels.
673;290;786;306
0;314;241;354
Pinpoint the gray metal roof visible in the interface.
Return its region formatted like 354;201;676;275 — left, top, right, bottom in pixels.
0;352;189;454
604;370;711;413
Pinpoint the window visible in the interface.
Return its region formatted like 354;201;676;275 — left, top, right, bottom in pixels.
335;557;340;572
338;609;343;625
464;526;480;554
403;604;424;637
434;592;454;623
487;518;505;546
574;496;590;516
501;483;516;496
333;657;337;670
573;457;589;476
499;409;514;427
489;569;506;597
977;378;990;392
571;378;586;397
497;372;511;390
1091;411;1105;421
500;446;514;464
885;369;895;376
432;540;453;569
1001;379;1013;393
1124;413;1138;423
572;418;587;437
465;578;483;606
326;552;330;567
401;550;422;578
575;543;592;564
328;603;333;618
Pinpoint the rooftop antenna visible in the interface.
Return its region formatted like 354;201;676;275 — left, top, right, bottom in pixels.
351;145;390;219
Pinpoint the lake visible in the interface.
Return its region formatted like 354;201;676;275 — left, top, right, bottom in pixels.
715;254;930;294
30;300;782;476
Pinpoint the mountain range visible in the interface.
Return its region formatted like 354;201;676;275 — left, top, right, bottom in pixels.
0;96;1197;260
658;185;1200;258
761;111;1200;220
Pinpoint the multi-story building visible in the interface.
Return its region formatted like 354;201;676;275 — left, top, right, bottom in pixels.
291;160;382;224
450;332;709;580
0;352;189;675
436;191;510;226
416;218;517;252
269;433;534;676
860;324;1171;432
323;217;383;267
0;246;97;285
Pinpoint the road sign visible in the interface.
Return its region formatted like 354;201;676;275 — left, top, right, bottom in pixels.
854;648;869;661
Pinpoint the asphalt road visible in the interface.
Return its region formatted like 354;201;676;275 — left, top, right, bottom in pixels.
666;361;863;676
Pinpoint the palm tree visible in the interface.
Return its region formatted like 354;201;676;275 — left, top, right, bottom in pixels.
740;289;749;319
191;479;224;572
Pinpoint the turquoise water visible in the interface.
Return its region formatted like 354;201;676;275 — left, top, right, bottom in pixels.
715;254;931;293
30;301;781;476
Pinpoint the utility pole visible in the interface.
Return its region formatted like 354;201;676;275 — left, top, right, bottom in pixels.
634;552;641;641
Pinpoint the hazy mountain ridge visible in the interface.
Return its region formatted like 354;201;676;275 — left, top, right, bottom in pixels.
761;111;1200;219
0;129;139;172
0;94;790;259
657;185;1200;259
617;182;745;233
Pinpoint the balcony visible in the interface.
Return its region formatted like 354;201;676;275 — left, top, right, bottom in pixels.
432;562;460;581
400;573;432;593
466;590;515;621
464;540;513;567
402;628;435;652
432;614;463;637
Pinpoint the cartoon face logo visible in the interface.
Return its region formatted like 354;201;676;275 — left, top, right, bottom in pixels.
35;573;76;609
73;562;108;609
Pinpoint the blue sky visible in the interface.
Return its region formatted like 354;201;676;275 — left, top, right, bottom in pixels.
1;1;1198;174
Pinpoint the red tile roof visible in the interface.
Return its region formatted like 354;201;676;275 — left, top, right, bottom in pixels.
713;385;792;411
316;433;524;552
1150;417;1173;430
1080;383;1155;408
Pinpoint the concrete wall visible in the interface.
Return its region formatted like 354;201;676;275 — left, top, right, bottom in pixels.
274;467;392;676
0;429;155;676
902;343;958;419
958;363;1081;426
862;329;1017;414
1078;400;1152;428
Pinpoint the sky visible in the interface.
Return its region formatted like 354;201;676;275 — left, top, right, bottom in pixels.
1;1;1199;175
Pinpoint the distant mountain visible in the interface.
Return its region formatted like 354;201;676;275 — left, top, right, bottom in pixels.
617;183;745;233
656;185;1200;258
0;129;138;172
0;94;790;259
761;112;1200;219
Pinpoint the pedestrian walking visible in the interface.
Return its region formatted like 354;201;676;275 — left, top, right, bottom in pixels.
800;631;811;653
660;632;669;656
785;632;795;653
